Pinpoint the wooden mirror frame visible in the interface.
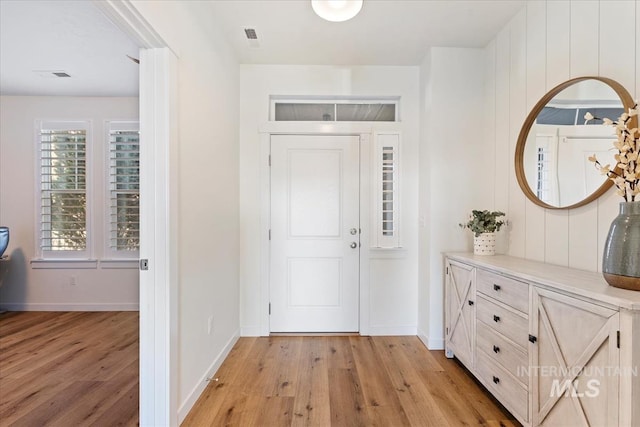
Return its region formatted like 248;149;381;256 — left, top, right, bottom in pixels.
515;76;635;210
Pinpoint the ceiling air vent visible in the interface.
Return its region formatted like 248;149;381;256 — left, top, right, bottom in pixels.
33;70;71;78
243;27;260;48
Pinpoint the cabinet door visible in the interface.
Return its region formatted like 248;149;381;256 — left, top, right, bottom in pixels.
445;259;475;368
531;287;619;426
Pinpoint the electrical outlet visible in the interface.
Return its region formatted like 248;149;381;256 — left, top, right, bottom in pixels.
207;316;214;335
70;275;77;286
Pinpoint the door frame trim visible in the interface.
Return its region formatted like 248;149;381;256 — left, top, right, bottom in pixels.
92;2;179;425
259;123;377;336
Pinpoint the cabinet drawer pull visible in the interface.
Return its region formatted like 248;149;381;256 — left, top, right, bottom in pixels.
493;345;500;353
493;315;501;322
468;300;474;306
493;376;500;384
493;284;501;291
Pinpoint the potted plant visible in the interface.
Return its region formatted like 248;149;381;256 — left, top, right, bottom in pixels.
460;210;506;255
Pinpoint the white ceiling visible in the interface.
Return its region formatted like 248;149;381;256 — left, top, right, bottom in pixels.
0;0;526;96
206;0;526;65
0;0;140;96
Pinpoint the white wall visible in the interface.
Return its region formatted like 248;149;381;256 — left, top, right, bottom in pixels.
239;65;420;336
0;96;139;310
418;0;640;350
418;48;491;348
130;1;240;422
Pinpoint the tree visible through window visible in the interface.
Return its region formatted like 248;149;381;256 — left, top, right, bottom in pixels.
108;123;140;252
40;127;87;252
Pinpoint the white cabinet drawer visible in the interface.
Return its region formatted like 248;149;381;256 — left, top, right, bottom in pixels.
477;295;528;349
443;253;640;427
476;321;528;387
477;268;529;314
476;351;529;423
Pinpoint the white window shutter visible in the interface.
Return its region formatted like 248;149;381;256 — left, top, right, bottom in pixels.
38;121;90;257
107;121;140;254
373;132;401;248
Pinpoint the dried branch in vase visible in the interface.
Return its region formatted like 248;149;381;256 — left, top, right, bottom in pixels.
585;104;639;202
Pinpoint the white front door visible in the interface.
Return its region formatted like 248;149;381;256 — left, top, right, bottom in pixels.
270;134;360;332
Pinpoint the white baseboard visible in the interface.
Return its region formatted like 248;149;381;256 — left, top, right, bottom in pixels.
367;325;417;336
240;325;262;336
417;329;445;350
178;330;240;424
0;303;139;311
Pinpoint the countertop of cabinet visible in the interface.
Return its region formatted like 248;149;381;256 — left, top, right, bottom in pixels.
445;252;640;311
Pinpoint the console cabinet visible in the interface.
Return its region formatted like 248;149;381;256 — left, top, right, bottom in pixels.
445;260;475;369
444;253;640;427
531;286;619;426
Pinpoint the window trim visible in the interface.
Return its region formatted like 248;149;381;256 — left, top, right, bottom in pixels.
104;120;140;259
35;120;93;260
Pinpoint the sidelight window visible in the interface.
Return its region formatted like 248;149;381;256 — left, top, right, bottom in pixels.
373;133;401;248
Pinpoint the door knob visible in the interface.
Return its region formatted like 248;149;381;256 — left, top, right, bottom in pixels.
350;228;358;235
350;242;358;249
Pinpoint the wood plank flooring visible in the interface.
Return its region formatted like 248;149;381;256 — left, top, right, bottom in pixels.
0;311;138;427
183;336;520;426
1;312;519;426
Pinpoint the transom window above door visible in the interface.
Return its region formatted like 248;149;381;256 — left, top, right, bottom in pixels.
270;97;399;122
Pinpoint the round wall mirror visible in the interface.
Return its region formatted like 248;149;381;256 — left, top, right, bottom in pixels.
515;76;634;209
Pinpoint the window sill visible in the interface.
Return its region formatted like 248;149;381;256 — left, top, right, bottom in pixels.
31;259;99;269
30;258;140;270
100;259;139;269
369;247;407;259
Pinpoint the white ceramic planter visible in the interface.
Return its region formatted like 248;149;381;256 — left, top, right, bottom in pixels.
473;232;496;255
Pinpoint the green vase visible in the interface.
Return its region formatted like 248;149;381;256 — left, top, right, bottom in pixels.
602;201;640;291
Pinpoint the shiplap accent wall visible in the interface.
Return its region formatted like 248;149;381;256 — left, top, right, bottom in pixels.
391;0;639;352
485;0;639;273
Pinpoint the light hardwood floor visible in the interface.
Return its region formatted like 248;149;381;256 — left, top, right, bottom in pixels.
183;336;520;426
0;311;138;426
0;312;519;426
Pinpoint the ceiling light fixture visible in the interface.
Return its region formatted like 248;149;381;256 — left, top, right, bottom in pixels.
311;0;363;22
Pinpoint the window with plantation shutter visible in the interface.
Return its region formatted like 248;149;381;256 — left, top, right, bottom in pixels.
381;146;396;236
107;121;140;255
373;132;401;249
536;146;551;201
38;121;90;257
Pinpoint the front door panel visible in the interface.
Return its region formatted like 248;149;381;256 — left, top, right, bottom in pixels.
270;134;360;332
